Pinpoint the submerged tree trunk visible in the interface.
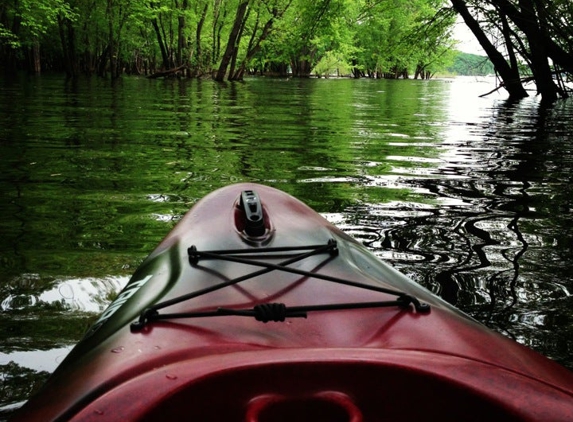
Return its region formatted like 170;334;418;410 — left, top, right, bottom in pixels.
454;0;573;101
291;44;314;78
515;0;558;102
291;59;312;78
499;12;519;76
96;45;110;77
414;63;431;80
450;0;528;100
108;22;118;78
212;0;224;66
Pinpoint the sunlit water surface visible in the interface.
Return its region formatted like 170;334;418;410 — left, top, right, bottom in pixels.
1;74;572;418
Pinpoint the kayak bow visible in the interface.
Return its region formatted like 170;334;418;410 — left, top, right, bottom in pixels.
13;183;573;422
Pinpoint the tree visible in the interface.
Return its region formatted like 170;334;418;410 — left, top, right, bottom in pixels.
232;1;294;80
349;0;454;79
289;0;350;78
0;0;75;74
214;0;250;81
149;2;172;70
2;0;570;94
450;0;573;101
450;0;528;100
0;0;459;79
214;0;294;81
192;1;210;75
448;51;495;76
409;3;457;79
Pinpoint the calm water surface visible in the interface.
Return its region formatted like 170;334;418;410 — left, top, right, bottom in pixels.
1;74;572;417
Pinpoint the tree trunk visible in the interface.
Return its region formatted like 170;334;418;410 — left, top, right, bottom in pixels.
31;39;41;74
212;0;223;66
232;3;290;81
215;0;249;82
228;5;250;81
414;63;424;80
96;45;110;77
152;18;170;69
195;2;209;73
177;0;188;68
493;0;573;75
108;24;117;78
107;0;120;78
291;44;314;78
450;0;528;100
499;12;519;75
517;0;558;102
292;59;312;78
230;11;259;81
58;16;79;77
58;16;72;76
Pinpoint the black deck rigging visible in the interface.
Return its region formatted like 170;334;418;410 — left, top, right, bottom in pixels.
131;239;430;331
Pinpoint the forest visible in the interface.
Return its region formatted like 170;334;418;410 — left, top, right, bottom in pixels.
0;0;457;81
1;0;572;101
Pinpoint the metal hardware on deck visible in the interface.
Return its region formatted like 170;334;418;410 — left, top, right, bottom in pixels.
131;239;429;331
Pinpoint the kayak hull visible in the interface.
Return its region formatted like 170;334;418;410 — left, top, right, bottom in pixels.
13;183;573;421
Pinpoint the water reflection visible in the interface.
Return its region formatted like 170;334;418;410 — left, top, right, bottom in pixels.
1;274;129;313
335;90;573;367
0;75;572;418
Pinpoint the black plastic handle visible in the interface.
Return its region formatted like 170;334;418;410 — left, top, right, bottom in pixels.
240;190;266;237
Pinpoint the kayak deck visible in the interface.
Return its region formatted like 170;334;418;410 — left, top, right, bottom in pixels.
13;183;573;422
130;238;430;329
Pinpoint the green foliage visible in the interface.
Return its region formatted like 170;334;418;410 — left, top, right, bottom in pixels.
0;23;20;49
339;0;456;78
0;0;75;50
1;0;457;79
313;50;352;77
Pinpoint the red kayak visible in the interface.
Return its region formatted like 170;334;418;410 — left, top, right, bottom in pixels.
13;183;573;421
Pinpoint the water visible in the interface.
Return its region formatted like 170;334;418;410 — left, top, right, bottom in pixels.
1;74;572;417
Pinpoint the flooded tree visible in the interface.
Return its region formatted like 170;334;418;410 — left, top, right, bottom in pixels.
1;0;571;98
450;0;573;102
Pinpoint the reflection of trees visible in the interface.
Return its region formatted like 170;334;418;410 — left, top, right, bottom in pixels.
346;98;573;367
436;100;570;309
0;362;50;419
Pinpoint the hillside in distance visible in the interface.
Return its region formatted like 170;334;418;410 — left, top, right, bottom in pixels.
448;51;495;76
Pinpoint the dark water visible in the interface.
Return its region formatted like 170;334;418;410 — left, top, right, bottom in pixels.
1;74;572;417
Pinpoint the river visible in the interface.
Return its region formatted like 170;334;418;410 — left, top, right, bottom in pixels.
1;74;572;418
